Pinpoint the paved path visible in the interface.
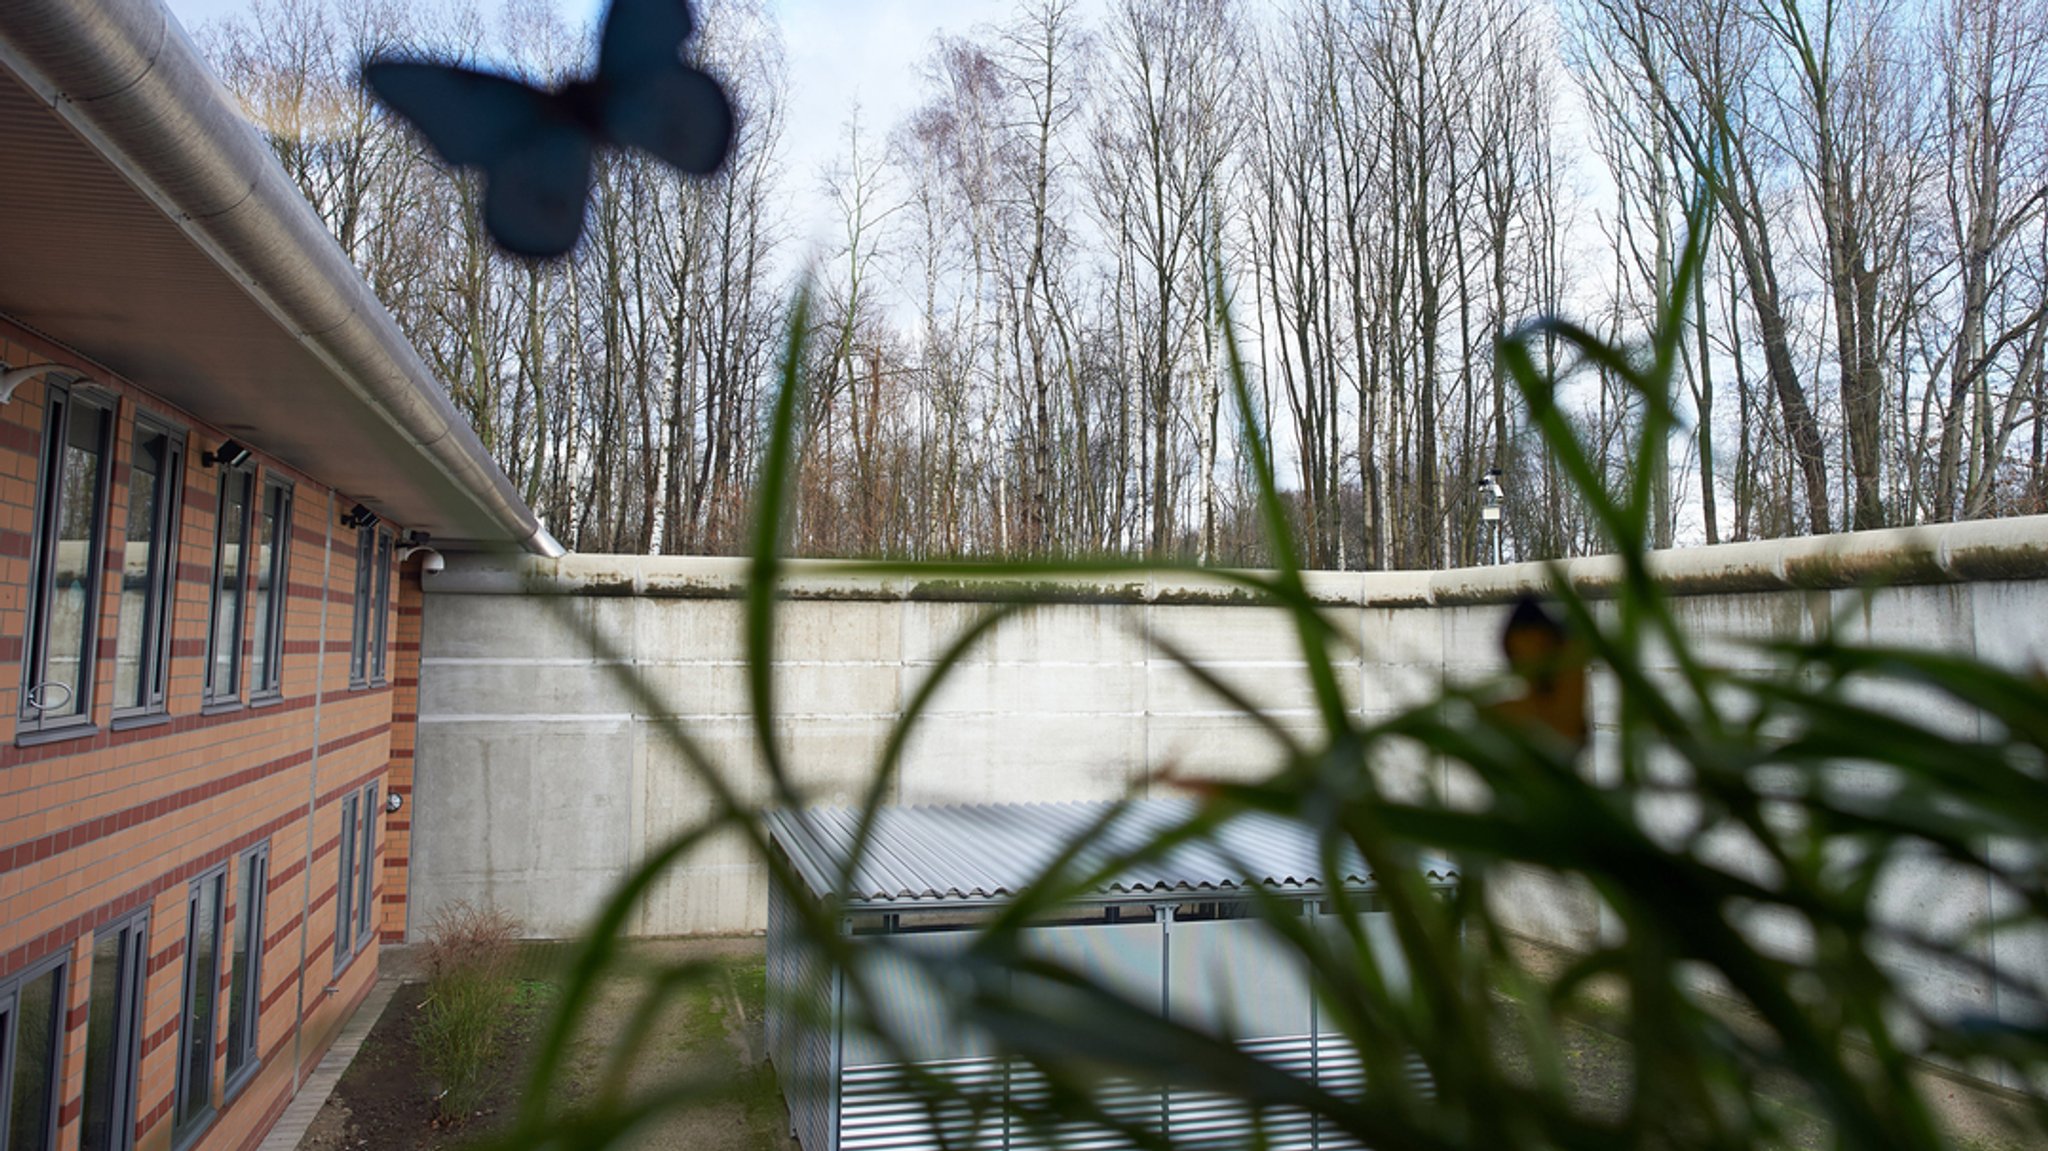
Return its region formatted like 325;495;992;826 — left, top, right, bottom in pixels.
255;973;402;1151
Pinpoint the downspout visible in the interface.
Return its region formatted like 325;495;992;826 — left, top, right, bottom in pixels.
290;486;336;1090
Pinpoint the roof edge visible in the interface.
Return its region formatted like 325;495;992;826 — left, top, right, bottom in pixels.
0;0;555;555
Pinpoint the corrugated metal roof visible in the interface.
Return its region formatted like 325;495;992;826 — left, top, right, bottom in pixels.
765;801;1458;907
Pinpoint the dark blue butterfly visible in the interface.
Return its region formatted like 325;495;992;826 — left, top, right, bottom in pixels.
363;0;733;258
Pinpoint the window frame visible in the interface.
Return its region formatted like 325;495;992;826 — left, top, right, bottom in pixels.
202;466;254;709
112;414;186;724
82;909;149;1151
173;867;226;1147
369;530;393;686
19;378;116;741
0;950;70;1151
356;783;379;946
347;527;373;687
332;792;361;971
248;479;293;702
223;843;268;1096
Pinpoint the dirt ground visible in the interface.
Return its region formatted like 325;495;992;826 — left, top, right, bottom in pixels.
295;934;2035;1151
296;934;1651;1151
297;936;796;1151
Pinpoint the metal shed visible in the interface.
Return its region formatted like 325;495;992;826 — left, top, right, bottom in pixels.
764;800;1459;1151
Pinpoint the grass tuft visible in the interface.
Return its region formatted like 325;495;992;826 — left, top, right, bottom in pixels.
416;900;525;1123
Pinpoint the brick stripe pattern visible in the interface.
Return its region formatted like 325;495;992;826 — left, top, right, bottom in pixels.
0;321;418;1151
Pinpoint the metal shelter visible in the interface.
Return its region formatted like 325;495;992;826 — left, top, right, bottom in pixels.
764;800;1459;1151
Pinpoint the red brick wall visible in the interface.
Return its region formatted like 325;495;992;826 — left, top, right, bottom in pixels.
380;563;424;945
0;320;414;1151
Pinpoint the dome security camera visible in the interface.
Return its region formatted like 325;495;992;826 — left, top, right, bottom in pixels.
422;550;445;575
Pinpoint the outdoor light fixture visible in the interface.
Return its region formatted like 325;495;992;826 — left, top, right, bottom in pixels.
201;439;252;469
1479;468;1504;522
1478;467;1506;565
398;529;443;574
340;503;379;529
0;363;92;405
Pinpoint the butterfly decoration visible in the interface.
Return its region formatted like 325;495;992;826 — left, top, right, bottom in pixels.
362;0;733;259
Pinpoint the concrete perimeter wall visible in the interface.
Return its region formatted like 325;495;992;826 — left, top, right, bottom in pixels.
408;519;2048;1030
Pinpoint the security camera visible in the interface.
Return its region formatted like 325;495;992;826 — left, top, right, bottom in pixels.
386;792;404;814
420;549;445;575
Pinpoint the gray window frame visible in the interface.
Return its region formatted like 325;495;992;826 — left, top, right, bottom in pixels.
333;792;361;971
0;950;70;1151
347;527;373;687
111;414;186;724
248;479;293;701
82;909;149;1151
173;867;226;1147
202;466;254;708
356;783;379;946
224;843;268;1095
369;530;393;686
19;378;116;741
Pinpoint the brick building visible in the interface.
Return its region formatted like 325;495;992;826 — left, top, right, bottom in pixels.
0;3;562;1149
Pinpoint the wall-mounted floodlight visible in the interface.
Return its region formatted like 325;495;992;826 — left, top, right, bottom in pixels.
340;503;380;530
0;362;92;404
201;439;252;469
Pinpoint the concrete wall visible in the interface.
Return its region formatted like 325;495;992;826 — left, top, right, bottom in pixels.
409;520;2048;1031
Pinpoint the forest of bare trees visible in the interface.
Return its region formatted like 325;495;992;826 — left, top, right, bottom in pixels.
200;0;2048;565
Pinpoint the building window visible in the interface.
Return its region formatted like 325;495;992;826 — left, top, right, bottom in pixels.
333;783;380;968
248;481;292;699
113;418;184;718
20;381;114;735
349;526;393;689
357;784;379;945
204;468;253;705
1;955;68;1151
333;791;360;968
83;911;148;1151
224;845;267;1091
348;527;373;686
370;531;393;684
174;870;225;1142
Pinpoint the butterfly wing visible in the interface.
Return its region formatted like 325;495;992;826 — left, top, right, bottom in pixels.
597;0;695;83
591;0;733;174
482;124;595;258
361;61;555;167
603;66;733;175
363;60;595;258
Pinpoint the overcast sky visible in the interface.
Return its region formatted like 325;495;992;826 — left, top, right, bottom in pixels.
160;0;1027;251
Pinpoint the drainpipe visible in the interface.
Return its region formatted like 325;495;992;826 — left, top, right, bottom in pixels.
289;487;337;1090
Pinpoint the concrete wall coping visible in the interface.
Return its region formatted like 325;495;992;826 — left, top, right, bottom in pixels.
432;513;2048;607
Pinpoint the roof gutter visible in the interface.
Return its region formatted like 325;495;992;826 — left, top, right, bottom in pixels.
0;0;565;558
